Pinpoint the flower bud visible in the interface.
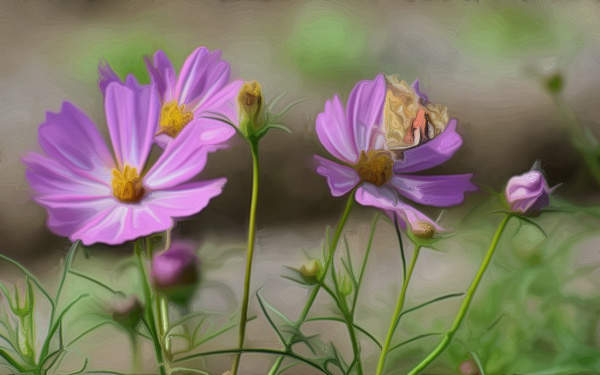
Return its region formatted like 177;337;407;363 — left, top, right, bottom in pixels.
505;166;551;216
458;359;480;375
300;259;322;283
109;295;143;328
237;80;264;136
339;273;353;296
151;242;200;304
411;221;436;239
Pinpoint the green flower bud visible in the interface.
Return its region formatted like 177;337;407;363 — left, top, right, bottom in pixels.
237;80;264;136
300;259;322;284
339;273;353;296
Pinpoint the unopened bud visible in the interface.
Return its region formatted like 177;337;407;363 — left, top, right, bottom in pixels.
505;166;552;216
237;80;264;135
151;242;200;304
300;259;322;283
411;221;435;239
109;295;143;328
339;274;353;296
458;359;480;375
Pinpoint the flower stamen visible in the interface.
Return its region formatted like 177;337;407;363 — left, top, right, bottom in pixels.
354;150;394;186
156;100;194;138
111;165;144;203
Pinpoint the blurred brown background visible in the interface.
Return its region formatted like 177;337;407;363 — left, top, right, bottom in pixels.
1;0;600;259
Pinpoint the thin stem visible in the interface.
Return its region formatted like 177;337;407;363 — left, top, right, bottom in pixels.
352;214;380;314
407;214;512;375
134;242;167;375
267;191;355;375
393;215;407;283
176;348;331;375
375;245;421;375
231;140;261;375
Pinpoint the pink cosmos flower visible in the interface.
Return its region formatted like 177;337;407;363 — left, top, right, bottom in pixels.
100;47;242;148
315;74;477;236
24;77;235;246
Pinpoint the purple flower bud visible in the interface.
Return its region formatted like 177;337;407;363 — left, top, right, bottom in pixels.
151;242;200;303
505;165;552;215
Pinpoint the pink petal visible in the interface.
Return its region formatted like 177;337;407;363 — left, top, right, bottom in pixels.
315;95;358;163
394;119;463;173
195;79;243;127
355;184;443;232
145;50;177;103
346;74;386;152
175;47;230;110
391;174;477;207
98;60;121;96
144;119;235;190
104;76;160;170
314;155;360;197
23;153;111;199
38;197;115;238
71;203;172;246
145;178;226;218
72;179;226;245
37;102;115;183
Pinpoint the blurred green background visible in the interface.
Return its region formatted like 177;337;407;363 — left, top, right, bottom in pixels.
0;1;599;374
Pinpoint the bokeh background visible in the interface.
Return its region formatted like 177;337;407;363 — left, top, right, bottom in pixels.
1;1;600;374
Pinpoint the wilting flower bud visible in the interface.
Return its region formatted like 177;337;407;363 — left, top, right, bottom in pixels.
300;259;322;284
505;166;552;216
151;242;200;304
109;295;143;328
237;80;264;136
411;221;436;239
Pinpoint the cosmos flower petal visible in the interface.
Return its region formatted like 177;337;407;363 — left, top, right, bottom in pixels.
315;95;358;163
71;204;173;246
195;79;243;126
314;155;360;197
145;50;178;103
391;174;477;207
98;60;121;96
38;197;115;238
355;184;443;232
395;119;462;173
104;76;160;170
175;47;230;110
145;178;226;218
23;153;111;198
38;101;115;182
346;74;386;152
144;119;235;190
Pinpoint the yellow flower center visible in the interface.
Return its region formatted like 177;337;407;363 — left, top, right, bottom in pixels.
111;165;144;203
157;101;194;138
383;75;449;149
354;149;394;186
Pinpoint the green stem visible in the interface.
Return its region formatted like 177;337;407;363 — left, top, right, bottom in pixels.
231;140;261;375
134;242;167;375
267;191;355;375
408;214;512;375
375;245;421;375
